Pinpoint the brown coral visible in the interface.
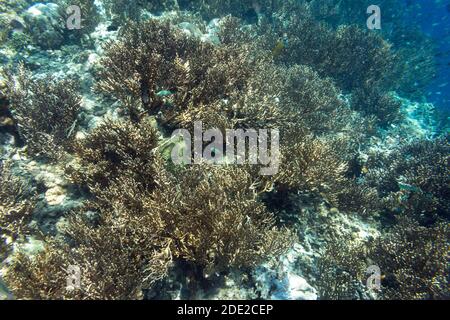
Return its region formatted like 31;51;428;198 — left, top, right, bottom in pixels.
67;117;161;191
1;64;81;160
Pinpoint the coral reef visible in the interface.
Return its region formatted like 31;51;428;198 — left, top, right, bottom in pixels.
1;64;81;160
22;2;65;50
0;161;35;239
370;217;449;300
363;136;450;223
67;117;161;190
0;1;447;301
0;161;36;264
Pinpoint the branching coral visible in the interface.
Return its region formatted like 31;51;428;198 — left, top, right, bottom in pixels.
370;217;449;300
1;0;447;301
305;0;436;100
95;19;210;122
1;64;81;160
363;136;450;222
256;3;402;126
96;19;283;130
316;217;449;300
278;64;347;134
351;87;402;126
315;235;369;300
0;161;35;239
1;111;298;299
0;161;36;262
6;162;293;299
67;117;161;191
150;164;294;274
4;216;172;300
274;131;348;206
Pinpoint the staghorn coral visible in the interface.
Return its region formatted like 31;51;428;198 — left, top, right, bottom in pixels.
0;161;36;262
1;64;81;160
351;87;402;127
95;19;212;122
363;136;450;223
5;161;293;299
324;25;397;93
0;161;35;239
315;235;370;300
150;164;294;274
370;217;449;300
96;18;283;130
67;117;161;191
305;0;436;100
278;64;348;134
274;131;348;206
315;217;449;300
256;3;402;126
1;0;447;301
4;215;172;300
5;145;172;299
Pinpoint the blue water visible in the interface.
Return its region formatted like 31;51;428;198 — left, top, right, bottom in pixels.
408;0;450;111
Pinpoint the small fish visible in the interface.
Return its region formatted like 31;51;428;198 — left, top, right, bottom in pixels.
271;40;285;58
398;182;421;193
156;90;174;97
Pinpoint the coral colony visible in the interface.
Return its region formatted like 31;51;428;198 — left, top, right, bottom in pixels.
170;121;280;175
0;0;448;300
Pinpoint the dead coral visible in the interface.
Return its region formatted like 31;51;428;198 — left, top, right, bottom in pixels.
1;65;81;160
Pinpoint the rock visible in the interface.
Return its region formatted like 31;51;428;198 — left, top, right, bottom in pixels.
178;22;203;38
45;185;67;206
270;273;318;300
22;3;64;49
254;263;318;300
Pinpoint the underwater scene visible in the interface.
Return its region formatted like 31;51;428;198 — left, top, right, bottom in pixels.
0;0;448;301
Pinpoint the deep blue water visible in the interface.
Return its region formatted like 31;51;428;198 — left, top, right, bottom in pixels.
407;0;450;111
